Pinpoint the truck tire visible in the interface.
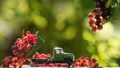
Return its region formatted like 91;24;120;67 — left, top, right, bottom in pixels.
63;58;72;66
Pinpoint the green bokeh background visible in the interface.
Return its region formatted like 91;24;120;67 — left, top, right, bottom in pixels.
0;0;120;66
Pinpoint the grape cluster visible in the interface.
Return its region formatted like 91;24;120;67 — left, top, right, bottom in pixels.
33;52;51;59
2;56;25;68
2;31;37;68
73;57;98;67
12;31;37;57
88;0;112;32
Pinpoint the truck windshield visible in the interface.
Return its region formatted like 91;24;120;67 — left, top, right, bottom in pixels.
56;49;60;54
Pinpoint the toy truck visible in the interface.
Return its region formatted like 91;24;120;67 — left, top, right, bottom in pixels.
32;47;75;66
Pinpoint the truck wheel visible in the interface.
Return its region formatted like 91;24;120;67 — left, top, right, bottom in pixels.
63;58;72;66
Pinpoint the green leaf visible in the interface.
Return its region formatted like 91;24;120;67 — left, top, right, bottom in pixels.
106;0;120;22
35;31;45;44
110;5;120;22
106;0;118;8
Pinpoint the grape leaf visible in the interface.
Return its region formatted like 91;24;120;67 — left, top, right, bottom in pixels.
110;4;120;22
106;0;118;7
106;0;120;22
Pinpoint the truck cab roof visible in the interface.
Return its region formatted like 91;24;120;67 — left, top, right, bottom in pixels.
54;47;62;50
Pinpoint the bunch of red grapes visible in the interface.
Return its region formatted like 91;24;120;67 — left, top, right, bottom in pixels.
73;57;98;67
12;31;37;57
2;56;25;68
88;0;111;32
2;31;37;68
33;52;51;59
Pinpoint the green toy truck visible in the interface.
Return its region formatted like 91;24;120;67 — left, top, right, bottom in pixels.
32;47;75;66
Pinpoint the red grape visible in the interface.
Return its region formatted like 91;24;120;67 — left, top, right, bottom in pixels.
92;27;97;32
89;19;96;27
88;13;95;19
97;25;103;30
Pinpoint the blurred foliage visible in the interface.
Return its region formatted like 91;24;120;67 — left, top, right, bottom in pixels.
0;0;120;66
106;0;118;7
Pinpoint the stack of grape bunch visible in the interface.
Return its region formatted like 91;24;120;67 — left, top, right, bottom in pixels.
32;52;51;64
2;56;25;68
73;57;98;67
12;31;37;57
30;52;68;67
33;52;51;60
88;0;112;32
2;31;37;68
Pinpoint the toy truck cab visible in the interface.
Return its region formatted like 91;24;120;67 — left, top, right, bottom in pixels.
53;47;75;65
